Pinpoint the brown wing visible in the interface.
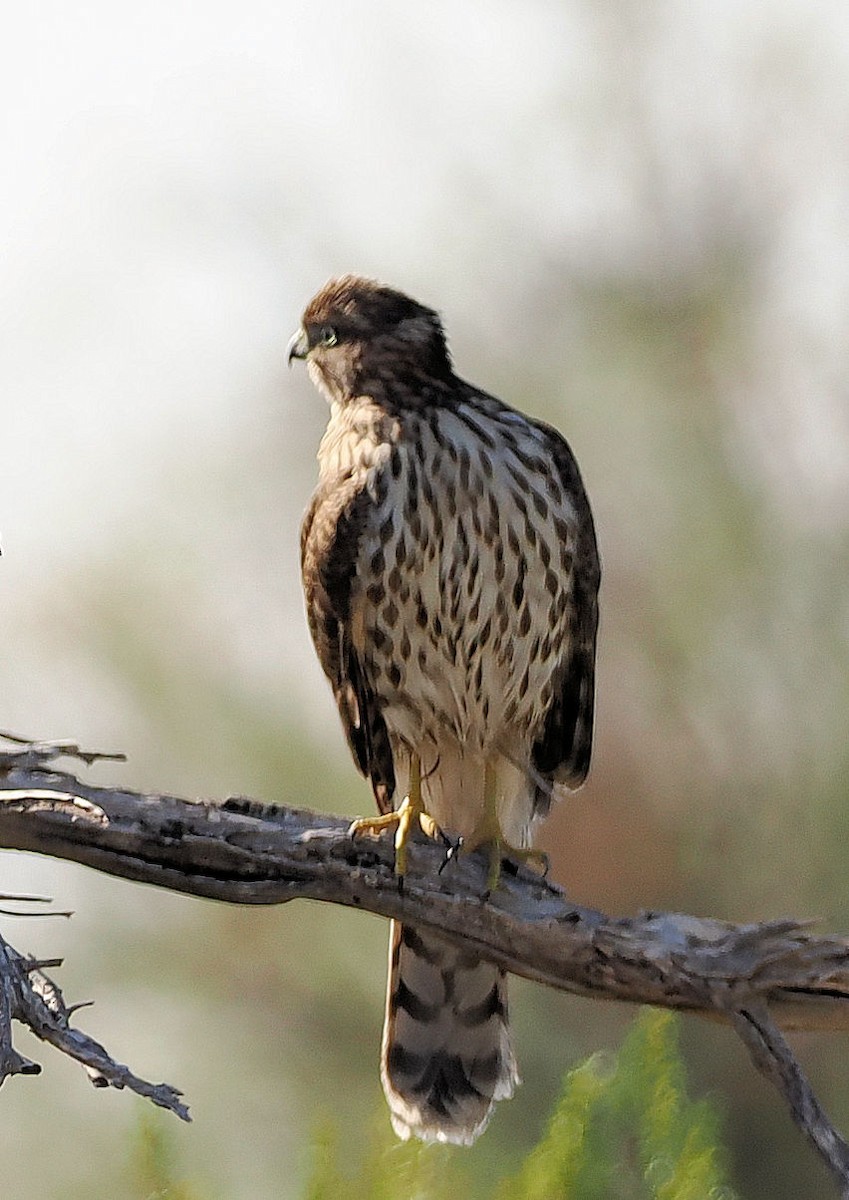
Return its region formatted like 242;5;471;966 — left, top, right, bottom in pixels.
300;480;396;813
530;424;601;791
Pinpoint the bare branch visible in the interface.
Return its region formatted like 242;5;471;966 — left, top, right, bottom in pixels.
733;1006;849;1199
2;734;849;1187
2;752;848;1031
0;899;188;1120
0;730;126;768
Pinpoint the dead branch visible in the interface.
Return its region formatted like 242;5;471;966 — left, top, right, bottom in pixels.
0;917;189;1121
732;1006;849;1199
1;734;848;1189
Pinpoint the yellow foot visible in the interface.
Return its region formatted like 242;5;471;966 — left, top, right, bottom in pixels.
500;843;550;880
347;756;443;878
446;761;549;893
453;833;549;894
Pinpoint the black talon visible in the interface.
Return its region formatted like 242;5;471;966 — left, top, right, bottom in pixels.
438;835;463;875
531;850;551;878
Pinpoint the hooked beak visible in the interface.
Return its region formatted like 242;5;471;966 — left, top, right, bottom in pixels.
287;328;308;367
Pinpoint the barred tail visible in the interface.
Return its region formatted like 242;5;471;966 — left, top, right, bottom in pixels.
380;921;518;1145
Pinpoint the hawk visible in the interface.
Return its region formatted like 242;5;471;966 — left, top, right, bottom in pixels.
290;276;600;1145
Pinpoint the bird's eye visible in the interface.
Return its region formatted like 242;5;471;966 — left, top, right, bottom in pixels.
319;326;338;347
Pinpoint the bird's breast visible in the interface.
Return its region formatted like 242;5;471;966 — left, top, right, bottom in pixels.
352;404;576;758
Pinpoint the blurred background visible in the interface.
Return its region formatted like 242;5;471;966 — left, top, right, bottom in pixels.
3;1;849;1196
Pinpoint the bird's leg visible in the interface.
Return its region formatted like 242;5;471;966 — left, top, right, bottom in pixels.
348;754;445;878
456;762;549;893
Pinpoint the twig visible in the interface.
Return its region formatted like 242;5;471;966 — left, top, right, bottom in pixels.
0;730;125;769
0;883;188;1119
0;937;189;1120
733;1006;849;1198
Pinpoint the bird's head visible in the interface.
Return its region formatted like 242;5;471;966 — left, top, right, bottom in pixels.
287;275;452;403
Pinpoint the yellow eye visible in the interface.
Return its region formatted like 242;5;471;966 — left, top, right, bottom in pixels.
319;326;338;347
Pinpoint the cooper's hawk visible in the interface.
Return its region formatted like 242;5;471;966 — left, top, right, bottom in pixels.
290;276;600;1145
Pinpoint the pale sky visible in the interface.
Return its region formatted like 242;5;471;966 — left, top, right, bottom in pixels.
1;0;847;742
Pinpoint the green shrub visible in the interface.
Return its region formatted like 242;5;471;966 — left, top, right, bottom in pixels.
125;1009;738;1199
305;1009;739;1200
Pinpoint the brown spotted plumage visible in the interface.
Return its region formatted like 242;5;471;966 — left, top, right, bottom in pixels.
292;276;600;1145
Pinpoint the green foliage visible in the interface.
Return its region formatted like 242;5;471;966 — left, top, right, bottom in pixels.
616;1010;734;1200
303;1010;738;1200
128;1110;210;1200
303;1115;463;1200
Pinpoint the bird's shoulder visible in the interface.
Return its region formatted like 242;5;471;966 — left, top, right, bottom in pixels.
418;382;595;532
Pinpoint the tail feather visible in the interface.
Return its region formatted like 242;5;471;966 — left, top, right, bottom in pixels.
380;922;518;1145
